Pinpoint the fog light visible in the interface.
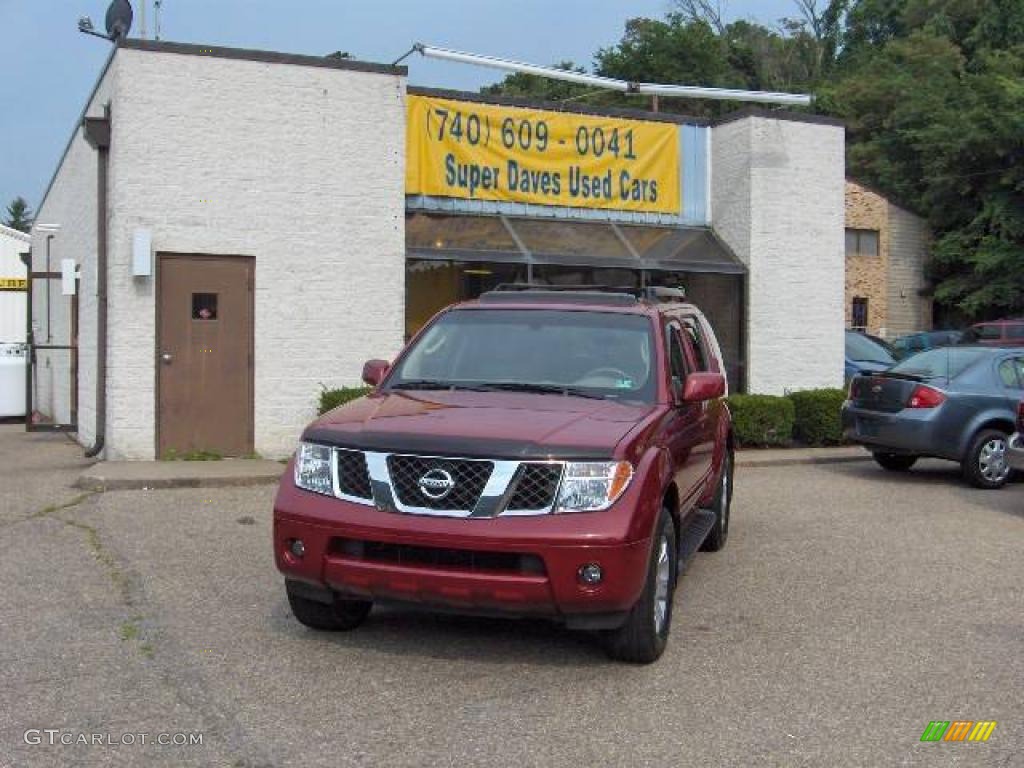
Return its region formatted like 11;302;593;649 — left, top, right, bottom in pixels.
578;563;603;585
290;539;305;558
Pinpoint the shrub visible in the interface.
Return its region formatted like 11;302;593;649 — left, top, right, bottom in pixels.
726;394;795;447
318;386;371;415
788;388;848;446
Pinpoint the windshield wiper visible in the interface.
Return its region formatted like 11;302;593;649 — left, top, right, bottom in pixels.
389;380;486;391
472;382;607;399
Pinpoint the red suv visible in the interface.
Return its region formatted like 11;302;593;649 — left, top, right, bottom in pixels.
274;288;734;663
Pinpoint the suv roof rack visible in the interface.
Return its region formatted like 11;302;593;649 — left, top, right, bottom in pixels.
480;283;687;307
480;285;638;307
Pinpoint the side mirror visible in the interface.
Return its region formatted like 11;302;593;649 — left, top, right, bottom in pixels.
361;359;389;387
682;372;726;402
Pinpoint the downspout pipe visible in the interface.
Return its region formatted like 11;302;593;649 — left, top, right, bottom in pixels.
83;110;111;459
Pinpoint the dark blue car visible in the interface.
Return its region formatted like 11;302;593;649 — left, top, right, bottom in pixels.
845;330;895;383
842;346;1024;488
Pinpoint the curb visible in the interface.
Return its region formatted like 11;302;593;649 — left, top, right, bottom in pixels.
735;452;871;469
75;472;283;492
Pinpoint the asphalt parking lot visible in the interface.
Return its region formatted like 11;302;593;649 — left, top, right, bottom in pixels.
0;424;1020;767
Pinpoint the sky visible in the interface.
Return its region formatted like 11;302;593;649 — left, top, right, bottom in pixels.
0;0;797;211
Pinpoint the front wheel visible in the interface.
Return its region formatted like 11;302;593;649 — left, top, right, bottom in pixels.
604;507;677;664
873;452;917;472
962;429;1011;489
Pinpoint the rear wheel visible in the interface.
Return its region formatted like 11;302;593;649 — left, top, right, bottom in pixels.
962;429;1011;489
873;452;918;472
605;507;677;664
287;586;372;631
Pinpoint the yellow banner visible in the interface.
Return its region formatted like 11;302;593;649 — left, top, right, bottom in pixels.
0;278;27;291
406;95;680;214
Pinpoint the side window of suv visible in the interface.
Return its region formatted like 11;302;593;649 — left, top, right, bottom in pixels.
681;316;710;371
666;322;688;393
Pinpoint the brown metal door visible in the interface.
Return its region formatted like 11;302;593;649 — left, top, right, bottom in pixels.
158;255;253;457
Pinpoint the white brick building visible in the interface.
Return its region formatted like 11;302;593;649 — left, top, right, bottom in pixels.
32;40;844;460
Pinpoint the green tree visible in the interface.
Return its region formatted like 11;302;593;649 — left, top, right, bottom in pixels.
825;2;1024;318
4;197;33;233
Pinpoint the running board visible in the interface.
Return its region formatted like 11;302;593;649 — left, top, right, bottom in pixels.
678;509;716;570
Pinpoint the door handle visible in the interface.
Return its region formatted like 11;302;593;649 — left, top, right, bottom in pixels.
161;353;173;364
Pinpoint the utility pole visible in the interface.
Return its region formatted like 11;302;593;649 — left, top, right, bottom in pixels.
139;0;147;39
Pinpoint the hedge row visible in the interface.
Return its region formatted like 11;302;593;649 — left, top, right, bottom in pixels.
318;386;371;415
727;388;847;448
317;385;847;448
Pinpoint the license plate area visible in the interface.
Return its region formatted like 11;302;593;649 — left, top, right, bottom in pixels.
857;417;880;437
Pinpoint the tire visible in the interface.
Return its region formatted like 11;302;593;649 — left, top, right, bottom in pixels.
873;452;918;472
701;449;733;552
962;428;1011;489
287;587;372;631
605;507;677;664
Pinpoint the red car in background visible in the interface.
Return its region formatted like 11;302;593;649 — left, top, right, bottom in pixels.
274;287;734;663
961;319;1024;347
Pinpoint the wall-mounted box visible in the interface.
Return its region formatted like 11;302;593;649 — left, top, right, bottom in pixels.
61;259;77;295
132;229;152;277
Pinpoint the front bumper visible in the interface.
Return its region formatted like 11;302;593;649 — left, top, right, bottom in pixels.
274;473;653;628
1008;433;1024;471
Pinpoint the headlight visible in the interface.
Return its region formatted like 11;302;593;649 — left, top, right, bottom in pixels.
555;461;633;513
294;442;333;495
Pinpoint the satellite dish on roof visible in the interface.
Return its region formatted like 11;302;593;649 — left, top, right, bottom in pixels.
105;0;134;41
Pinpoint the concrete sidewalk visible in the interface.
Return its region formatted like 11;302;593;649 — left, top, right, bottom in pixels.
75;446;869;491
76;458;286;491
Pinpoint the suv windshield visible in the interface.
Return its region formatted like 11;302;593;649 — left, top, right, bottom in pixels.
388;309;656;402
845;331;894;364
890;347;990;380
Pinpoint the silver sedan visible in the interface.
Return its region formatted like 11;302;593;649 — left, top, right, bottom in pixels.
843;347;1024;489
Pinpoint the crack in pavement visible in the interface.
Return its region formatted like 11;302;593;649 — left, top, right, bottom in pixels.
40;490;279;767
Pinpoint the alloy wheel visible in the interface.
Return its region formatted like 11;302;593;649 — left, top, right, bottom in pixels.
653;534;671;634
979;437;1010;484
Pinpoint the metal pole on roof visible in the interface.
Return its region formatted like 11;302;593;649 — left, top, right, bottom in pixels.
414;43;814;107
415;44;632;93
635;81;812;107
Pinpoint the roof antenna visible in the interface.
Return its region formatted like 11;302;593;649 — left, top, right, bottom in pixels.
154;0;164;41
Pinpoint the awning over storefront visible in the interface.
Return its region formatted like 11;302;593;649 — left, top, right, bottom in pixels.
406;212;745;274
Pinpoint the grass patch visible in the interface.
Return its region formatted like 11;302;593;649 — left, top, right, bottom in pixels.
119;621;140;642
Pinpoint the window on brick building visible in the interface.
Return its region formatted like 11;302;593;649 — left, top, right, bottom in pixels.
845;228;879;257
851;297;869;329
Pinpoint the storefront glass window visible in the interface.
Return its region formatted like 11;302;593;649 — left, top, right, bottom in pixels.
511;218;631;262
405;260;527;340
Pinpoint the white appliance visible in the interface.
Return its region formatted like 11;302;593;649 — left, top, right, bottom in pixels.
0;343;26;418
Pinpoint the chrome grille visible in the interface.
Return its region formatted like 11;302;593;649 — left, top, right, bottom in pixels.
507;463;562;511
386;454;494;511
